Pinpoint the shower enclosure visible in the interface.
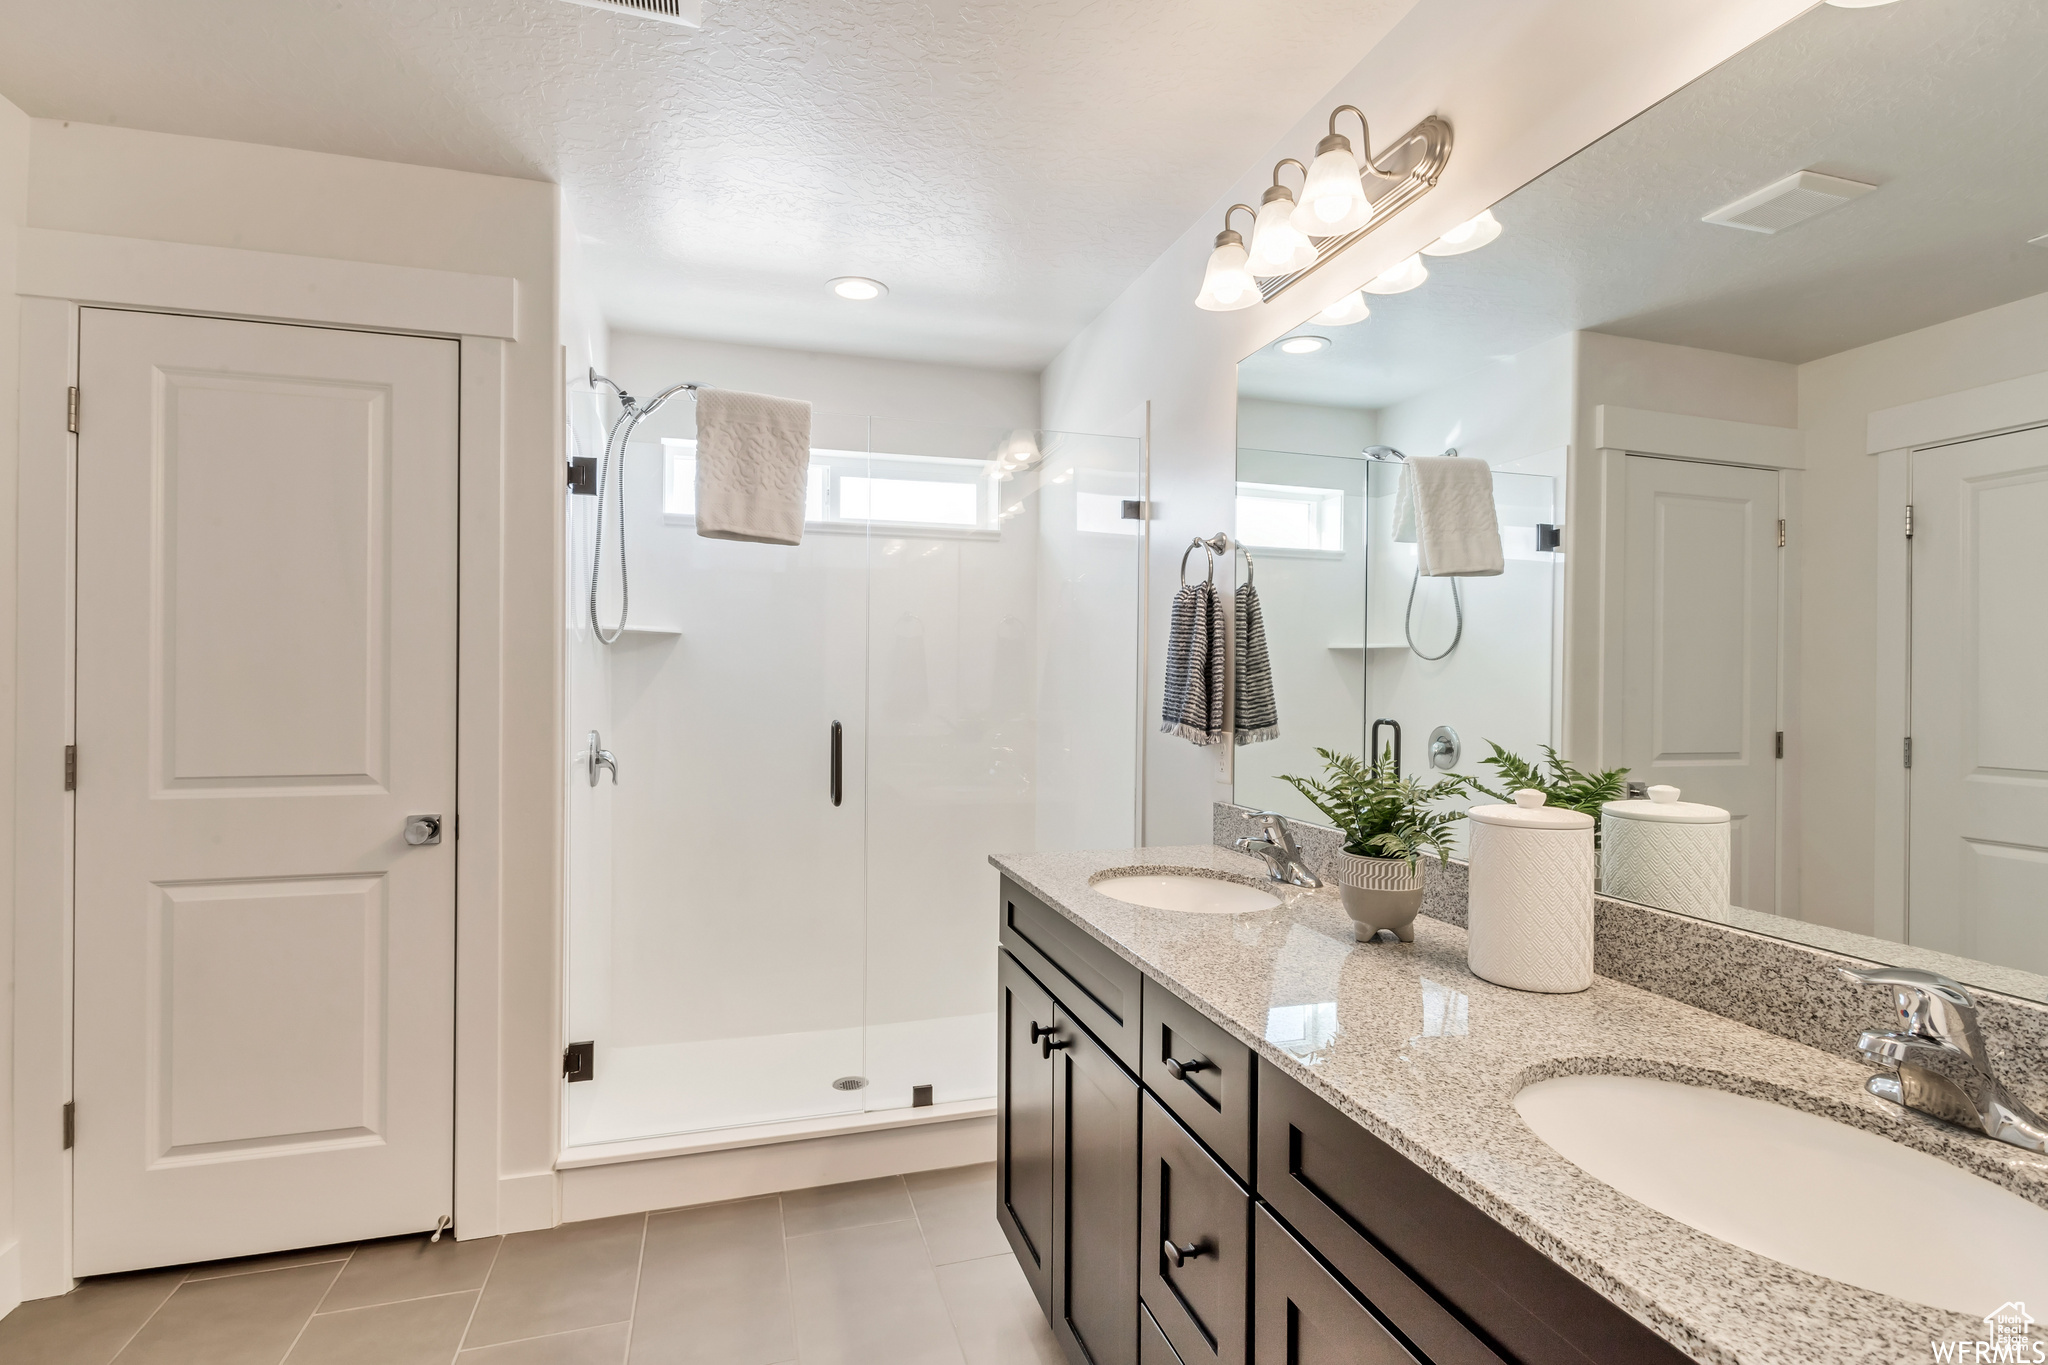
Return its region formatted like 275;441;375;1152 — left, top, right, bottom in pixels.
563;400;1143;1150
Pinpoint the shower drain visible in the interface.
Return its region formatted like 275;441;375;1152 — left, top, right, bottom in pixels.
831;1076;869;1091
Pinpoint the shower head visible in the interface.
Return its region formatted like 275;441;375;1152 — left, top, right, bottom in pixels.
1364;445;1406;461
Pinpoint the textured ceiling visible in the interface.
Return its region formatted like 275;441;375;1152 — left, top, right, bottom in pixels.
1240;0;2048;409
0;0;1420;368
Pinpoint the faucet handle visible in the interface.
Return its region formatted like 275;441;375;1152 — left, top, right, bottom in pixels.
1252;811;1298;853
1837;966;1976;1010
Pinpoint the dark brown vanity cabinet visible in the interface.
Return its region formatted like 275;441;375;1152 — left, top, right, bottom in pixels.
998;948;1058;1317
1140;1093;1250;1365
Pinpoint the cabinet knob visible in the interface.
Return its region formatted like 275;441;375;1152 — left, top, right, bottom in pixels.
1163;1238;1204;1269
1029;1022;1052;1043
1163;1056;1208;1082
1041;1033;1069;1060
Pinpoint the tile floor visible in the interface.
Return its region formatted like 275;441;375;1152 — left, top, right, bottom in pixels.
0;1164;1065;1365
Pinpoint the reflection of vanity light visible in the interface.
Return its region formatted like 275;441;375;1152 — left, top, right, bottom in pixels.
1421;210;1502;257
1277;335;1331;355
1315;290;1371;325
1362;254;1429;294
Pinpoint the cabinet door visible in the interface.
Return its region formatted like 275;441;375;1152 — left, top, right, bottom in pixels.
1052;1009;1140;1365
999;949;1058;1317
1140;1094;1250;1365
1254;1204;1418;1365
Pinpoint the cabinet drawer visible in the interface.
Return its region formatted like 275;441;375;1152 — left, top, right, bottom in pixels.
1000;876;1144;1070
1142;1302;1186;1365
1141;1093;1250;1365
1142;976;1254;1184
1254;1203;1418;1365
1256;1060;1686;1365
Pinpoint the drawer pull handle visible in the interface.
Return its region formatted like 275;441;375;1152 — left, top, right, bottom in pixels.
1163;1056;1209;1082
1163;1238;1205;1268
1041;1033;1069;1060
1029;1021;1053;1043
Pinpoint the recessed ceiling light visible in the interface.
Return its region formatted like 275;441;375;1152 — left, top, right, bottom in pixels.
1421;210;1503;257
829;277;887;301
1362;255;1429;295
1278;336;1331;355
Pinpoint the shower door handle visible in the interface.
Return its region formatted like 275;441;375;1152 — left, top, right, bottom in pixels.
830;721;843;807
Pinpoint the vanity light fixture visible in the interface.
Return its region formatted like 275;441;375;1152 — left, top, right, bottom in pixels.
1362;254;1429;295
1277;335;1331;355
829;276;887;300
1249;160;1318;278
1292;106;1384;236
1195;204;1260;311
1421;209;1502;257
1316;290;1371;325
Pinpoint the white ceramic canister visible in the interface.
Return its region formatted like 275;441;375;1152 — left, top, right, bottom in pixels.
1600;785;1731;920
1466;789;1596;993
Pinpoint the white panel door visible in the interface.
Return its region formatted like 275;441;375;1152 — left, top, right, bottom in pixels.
1618;456;1781;912
1910;427;2048;970
74;309;459;1275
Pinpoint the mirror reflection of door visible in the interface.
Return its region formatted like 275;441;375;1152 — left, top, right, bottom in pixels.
1908;428;2048;970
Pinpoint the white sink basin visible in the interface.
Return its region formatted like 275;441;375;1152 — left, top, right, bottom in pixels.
1092;874;1280;914
1515;1073;2048;1317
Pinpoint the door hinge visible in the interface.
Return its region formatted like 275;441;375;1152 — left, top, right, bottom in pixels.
1777;518;1786;549
1120;499;1149;521
563;1040;595;1083
1904;736;1913;768
1775;730;1784;759
64;744;76;791
1904;504;1915;539
62;1101;74;1149
567;456;597;496
67;386;78;435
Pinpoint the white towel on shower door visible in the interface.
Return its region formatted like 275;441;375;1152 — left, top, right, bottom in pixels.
1395;456;1503;576
694;388;813;545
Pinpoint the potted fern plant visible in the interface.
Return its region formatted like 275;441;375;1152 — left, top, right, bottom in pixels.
1451;742;1630;848
1280;747;1465;943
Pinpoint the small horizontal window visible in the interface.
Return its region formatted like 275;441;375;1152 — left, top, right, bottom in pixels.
1236;481;1345;552
664;441;993;533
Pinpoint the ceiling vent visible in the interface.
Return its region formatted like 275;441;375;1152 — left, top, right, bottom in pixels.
560;0;703;27
1702;170;1877;234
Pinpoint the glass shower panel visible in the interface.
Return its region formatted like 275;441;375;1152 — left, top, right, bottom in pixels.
858;421;1143;1113
563;411;873;1148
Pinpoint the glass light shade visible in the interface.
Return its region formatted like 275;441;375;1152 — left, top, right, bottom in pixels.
1361;254;1429;295
1290;142;1371;236
1194;238;1258;311
1315;290;1371;325
1420;209;1503;257
1248;196;1318;277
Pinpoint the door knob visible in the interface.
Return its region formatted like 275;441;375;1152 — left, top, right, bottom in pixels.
1163;1239;1205;1268
404;815;443;846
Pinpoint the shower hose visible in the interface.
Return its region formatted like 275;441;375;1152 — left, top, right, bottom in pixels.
1404;565;1464;661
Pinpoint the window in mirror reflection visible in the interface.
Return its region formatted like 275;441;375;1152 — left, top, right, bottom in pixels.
1236;480;1345;554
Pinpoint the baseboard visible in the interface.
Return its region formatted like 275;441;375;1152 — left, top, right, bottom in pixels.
495;1171;560;1236
558;1113;995;1224
0;1238;23;1323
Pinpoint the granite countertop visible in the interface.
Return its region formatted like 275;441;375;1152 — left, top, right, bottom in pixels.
991;845;2048;1365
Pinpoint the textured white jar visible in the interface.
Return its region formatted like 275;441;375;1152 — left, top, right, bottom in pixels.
1467;789;1595;993
1600;785;1731;920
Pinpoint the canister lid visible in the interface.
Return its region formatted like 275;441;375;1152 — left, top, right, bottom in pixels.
1467;788;1594;830
1601;784;1729;825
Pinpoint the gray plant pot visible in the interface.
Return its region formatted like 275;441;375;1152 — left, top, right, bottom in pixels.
1328;851;1423;943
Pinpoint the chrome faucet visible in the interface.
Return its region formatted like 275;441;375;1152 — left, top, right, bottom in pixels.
1233;812;1322;889
1842;966;2048;1153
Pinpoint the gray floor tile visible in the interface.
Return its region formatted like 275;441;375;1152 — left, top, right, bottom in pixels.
319;1234;501;1312
184;1246;355;1283
284;1291;478;1365
785;1218;966;1365
905;1165;1010;1266
935;1255;1065;1365
456;1321;630;1365
112;1262;341;1365
629;1197;792;1365
462;1216;644;1350
0;1268;187;1365
778;1177;913;1237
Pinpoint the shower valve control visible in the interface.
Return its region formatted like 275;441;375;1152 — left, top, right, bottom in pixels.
404;814;443;846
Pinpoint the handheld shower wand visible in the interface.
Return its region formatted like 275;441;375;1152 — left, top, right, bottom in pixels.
587;369;698;645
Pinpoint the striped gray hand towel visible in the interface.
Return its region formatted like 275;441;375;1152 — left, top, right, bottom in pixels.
1233;582;1278;745
1160;580;1227;745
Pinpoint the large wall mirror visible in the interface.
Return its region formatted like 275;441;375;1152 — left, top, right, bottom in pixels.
1230;0;2048;1003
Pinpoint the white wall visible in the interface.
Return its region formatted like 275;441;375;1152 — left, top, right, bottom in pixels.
1795;289;2048;936
0;89;29;1320
1041;0;1814;846
19;119;565;1257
